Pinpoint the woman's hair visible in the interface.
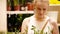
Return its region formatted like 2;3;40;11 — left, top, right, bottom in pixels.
33;0;49;5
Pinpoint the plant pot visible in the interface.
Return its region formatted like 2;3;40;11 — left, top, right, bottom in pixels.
14;5;20;11
7;5;11;11
27;2;34;11
21;6;25;11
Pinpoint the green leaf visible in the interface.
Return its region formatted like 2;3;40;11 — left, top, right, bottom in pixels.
40;29;44;34
7;0;11;6
46;32;47;34
14;0;19;6
31;25;36;30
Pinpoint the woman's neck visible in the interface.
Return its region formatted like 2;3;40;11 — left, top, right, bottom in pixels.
34;15;46;22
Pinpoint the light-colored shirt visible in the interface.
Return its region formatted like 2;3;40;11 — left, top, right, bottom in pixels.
28;15;53;34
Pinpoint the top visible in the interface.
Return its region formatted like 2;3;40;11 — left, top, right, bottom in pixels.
28;15;53;34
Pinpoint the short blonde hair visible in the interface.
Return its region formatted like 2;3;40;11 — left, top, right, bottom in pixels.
33;0;49;5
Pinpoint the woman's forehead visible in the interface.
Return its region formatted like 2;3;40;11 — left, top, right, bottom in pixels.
33;0;49;3
34;0;49;1
36;2;49;8
36;4;48;8
36;1;48;6
34;0;49;8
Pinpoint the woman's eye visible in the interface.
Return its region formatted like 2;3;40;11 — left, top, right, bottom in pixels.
43;9;46;11
37;8;41;10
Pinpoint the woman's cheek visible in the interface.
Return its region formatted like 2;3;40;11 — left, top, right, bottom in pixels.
43;11;47;15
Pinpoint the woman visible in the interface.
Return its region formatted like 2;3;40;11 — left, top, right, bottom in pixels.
21;0;59;34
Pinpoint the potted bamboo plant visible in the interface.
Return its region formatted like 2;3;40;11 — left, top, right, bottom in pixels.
20;0;26;11
7;0;11;11
26;0;34;11
14;0;20;11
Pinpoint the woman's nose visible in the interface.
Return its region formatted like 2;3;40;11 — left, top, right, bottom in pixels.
40;10;43;14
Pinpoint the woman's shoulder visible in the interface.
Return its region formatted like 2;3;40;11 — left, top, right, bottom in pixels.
22;17;30;24
49;17;56;22
48;16;58;27
48;17;57;23
22;16;33;25
23;15;34;22
48;17;59;34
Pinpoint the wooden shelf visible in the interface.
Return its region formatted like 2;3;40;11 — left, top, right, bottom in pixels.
7;11;34;14
7;11;58;14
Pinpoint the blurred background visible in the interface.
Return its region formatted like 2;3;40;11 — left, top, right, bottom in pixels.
7;14;33;32
0;0;60;34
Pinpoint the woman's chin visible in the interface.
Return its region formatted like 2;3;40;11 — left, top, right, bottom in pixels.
37;15;44;19
35;15;44;18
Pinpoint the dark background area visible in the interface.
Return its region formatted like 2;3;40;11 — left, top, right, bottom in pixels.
7;14;33;32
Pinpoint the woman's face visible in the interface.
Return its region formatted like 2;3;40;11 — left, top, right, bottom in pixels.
34;1;49;18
